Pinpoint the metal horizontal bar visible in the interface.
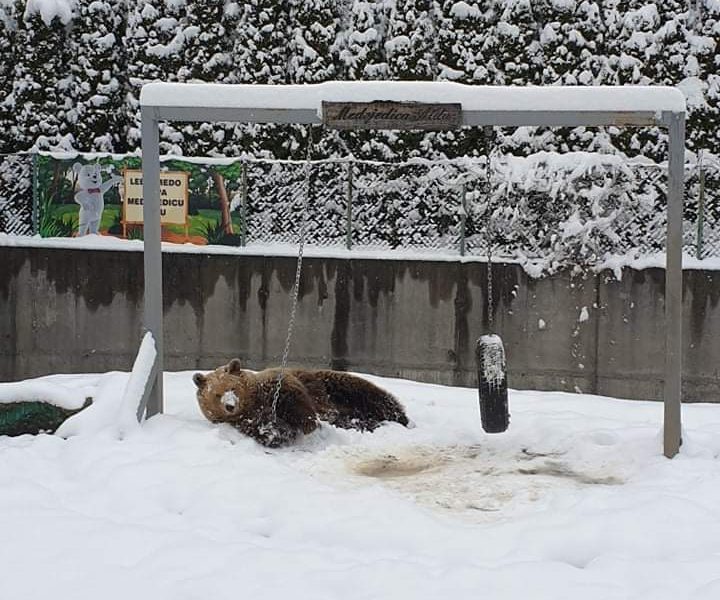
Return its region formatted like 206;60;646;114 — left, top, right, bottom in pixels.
462;111;662;128
150;106;667;129
156;106;322;124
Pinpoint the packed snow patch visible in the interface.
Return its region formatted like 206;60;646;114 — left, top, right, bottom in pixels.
0;378;91;409
2;370;720;599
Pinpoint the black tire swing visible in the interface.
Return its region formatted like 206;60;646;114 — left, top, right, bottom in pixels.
476;128;510;434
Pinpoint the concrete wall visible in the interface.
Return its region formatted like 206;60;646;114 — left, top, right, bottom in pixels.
2;246;719;401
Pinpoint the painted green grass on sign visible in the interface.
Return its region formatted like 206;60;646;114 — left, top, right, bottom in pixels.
45;206;242;242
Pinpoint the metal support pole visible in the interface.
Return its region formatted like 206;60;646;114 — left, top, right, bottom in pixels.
141;106;164;418
696;150;705;260
346;160;353;250
664;111;685;458
240;161;248;247
31;152;39;235
459;183;467;256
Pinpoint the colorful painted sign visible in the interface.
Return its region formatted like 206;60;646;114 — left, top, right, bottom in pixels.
36;154;245;245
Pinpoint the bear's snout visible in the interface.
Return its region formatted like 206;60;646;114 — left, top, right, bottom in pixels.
221;389;240;414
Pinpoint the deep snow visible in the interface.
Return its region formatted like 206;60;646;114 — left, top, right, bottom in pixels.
2;370;720;599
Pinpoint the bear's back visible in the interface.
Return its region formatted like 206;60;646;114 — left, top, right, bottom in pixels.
285;368;409;430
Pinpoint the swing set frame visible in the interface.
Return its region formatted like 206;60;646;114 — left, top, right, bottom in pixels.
139;81;686;458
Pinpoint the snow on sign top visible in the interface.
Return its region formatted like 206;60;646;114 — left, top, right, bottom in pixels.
140;81;686;115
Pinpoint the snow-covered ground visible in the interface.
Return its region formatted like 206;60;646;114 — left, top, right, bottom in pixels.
2;370;720;599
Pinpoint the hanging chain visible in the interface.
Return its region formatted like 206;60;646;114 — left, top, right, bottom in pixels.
486;127;494;331
271;128;314;417
487;241;494;330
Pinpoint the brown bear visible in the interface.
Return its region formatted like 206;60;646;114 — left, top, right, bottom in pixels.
193;359;409;447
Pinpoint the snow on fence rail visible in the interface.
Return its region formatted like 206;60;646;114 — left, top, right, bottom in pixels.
1;150;719;272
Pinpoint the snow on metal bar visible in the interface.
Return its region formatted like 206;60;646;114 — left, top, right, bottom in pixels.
140;82;686;115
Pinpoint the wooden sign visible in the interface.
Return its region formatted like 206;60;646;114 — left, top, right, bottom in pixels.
322;101;462;131
122;169;190;238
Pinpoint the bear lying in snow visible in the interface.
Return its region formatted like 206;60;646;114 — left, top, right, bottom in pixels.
193;359;409;447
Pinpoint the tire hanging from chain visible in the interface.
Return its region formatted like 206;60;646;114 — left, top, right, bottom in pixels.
269;125;316;430
476;127;510;434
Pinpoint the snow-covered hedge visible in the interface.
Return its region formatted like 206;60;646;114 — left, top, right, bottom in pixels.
0;0;718;163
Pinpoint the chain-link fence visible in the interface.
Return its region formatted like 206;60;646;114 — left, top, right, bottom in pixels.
1;151;719;273
0;153;34;236
688;151;720;259
237;154;720;270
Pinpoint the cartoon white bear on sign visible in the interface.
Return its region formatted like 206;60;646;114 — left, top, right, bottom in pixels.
72;162;122;236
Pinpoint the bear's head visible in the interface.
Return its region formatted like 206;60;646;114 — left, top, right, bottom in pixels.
193;358;258;423
73;162;103;190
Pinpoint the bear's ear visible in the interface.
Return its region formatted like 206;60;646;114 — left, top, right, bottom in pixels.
192;373;206;389
227;358;243;375
72;162;83;174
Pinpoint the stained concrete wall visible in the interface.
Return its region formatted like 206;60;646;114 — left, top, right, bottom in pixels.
2;246;719;401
